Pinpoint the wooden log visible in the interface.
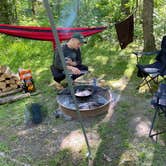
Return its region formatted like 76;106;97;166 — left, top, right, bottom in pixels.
1;66;12;74
3;73;12;79
0;93;30;105
0;65;7;73
0;88;22;97
5;80;11;84
2;86;13;92
0;75;6;81
0;82;6;89
11;74;20;81
10;84;18;89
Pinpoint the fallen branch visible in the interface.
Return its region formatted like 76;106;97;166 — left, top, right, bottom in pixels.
0;93;30;105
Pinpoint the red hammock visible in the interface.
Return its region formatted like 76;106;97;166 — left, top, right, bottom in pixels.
0;24;106;48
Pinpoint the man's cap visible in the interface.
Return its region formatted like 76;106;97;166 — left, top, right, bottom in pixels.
72;32;87;43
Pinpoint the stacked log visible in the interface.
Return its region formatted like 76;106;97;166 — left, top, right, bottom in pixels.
0;66;20;93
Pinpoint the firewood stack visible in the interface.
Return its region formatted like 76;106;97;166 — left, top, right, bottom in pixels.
0;66;20;93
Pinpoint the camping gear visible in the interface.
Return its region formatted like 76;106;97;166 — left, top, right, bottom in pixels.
19;69;35;93
0;24;106;48
115;14;134;49
24;103;43;125
149;83;166;138
31;103;43;124
57;85;112;118
133;36;166;93
74;85;94;98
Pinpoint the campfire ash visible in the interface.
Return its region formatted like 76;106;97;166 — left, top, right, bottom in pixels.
61;94;108;110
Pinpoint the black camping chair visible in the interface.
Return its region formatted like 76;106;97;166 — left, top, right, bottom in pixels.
133;36;166;94
149;83;166;138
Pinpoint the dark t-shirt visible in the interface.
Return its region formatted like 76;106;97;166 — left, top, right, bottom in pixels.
53;44;82;70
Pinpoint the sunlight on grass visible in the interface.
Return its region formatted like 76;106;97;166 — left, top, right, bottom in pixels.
119;149;137;165
132;116;151;137
60;129;101;158
108;55;135;90
34;67;48;75
60;130;86;153
1;31;166;165
94;56;109;65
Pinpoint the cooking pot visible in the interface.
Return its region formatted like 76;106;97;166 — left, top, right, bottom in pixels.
74;86;94;98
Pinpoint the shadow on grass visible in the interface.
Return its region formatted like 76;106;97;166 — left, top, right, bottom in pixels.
1;36;166;165
93;66;166;165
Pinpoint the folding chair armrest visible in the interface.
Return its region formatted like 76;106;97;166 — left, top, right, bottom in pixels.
133;51;160;64
133;51;160;56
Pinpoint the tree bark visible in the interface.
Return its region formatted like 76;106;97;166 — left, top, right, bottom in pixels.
142;0;156;51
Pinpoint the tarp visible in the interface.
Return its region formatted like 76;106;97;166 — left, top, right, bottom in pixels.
0;24;106;48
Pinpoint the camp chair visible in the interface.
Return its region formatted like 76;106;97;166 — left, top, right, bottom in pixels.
149;83;166;138
134;36;166;93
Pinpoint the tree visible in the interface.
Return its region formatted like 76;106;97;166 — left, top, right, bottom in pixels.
142;0;156;51
31;0;36;16
0;0;17;24
121;0;130;16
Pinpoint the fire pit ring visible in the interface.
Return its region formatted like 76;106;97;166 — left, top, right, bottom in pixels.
56;85;112;118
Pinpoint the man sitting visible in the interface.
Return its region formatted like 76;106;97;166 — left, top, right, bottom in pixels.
50;32;88;89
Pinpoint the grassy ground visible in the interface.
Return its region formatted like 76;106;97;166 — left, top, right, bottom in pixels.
0;35;166;166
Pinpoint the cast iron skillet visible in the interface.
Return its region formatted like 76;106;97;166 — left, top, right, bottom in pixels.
74;86;94;98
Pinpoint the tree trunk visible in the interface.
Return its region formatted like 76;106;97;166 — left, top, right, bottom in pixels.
0;0;17;24
142;0;156;51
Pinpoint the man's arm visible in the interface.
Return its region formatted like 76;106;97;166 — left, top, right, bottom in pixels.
67;66;81;75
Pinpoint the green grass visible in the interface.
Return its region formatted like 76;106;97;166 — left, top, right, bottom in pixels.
0;35;166;165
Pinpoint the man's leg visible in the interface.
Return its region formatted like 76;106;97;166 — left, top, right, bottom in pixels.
50;65;65;89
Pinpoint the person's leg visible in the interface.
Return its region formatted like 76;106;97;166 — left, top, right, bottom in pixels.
50;65;65;90
50;65;65;83
53;73;65;83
